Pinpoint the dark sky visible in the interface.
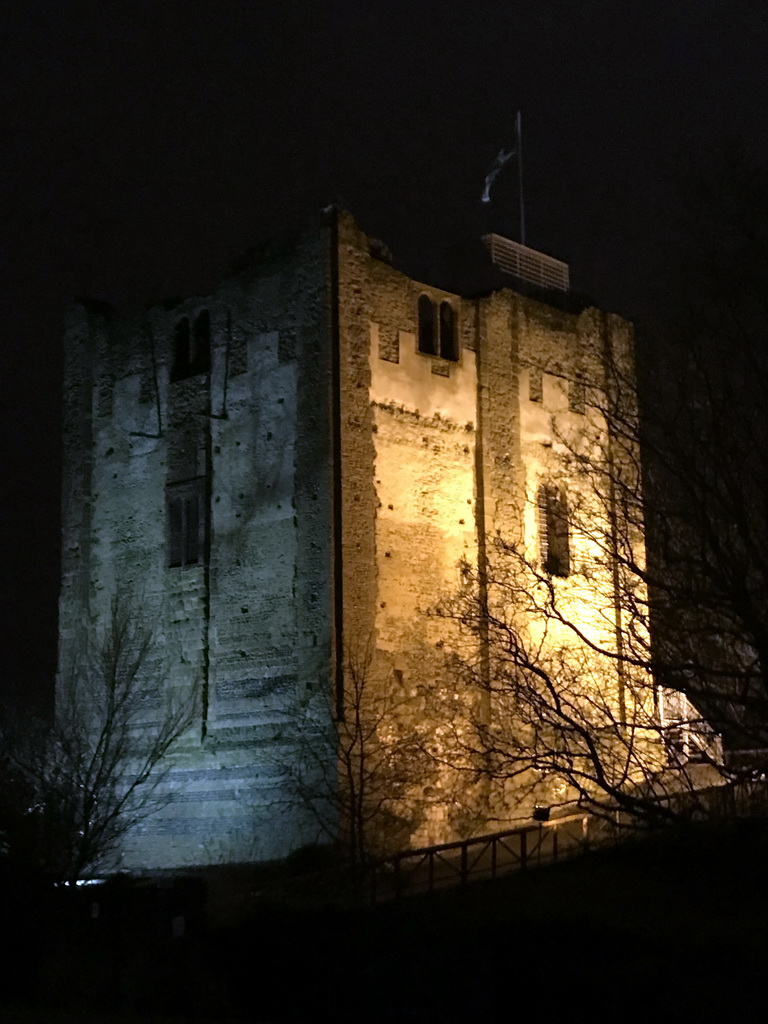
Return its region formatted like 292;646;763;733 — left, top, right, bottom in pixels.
3;0;768;712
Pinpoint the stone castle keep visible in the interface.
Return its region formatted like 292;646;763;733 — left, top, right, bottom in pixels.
60;209;637;870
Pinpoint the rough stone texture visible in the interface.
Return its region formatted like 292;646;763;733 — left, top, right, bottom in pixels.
60;210;637;868
61;221;336;870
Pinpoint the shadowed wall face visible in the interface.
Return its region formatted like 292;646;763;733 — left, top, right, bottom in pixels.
60;225;337;870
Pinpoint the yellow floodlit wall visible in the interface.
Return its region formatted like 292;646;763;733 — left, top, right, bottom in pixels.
336;212;651;844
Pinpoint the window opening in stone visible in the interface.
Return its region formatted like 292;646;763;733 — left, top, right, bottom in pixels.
168;478;207;567
439;301;458;361
529;367;543;402
537;483;570;577
172;310;211;380
417;295;437;355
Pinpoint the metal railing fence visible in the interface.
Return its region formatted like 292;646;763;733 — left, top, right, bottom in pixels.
369;812;605;902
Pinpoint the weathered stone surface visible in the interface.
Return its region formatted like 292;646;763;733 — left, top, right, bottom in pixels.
60;210;637;868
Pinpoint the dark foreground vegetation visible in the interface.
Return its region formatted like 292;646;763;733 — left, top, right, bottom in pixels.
2;818;768;1022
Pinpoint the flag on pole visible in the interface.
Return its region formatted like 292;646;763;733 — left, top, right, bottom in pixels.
481;112;522;204
481;146;516;203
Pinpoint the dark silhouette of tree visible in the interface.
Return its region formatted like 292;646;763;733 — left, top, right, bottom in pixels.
0;594;197;883
435;148;768;824
641;144;768;761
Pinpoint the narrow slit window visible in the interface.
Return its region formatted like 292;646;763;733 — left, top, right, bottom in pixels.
417;295;437;355
529;367;543;402
537;483;570;577
184;492;200;564
439;301;459;361
172;310;211;380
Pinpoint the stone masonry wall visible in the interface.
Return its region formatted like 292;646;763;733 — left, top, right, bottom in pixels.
337;217;483;846
60;209;639;868
336;217;639;839
60;220;337;870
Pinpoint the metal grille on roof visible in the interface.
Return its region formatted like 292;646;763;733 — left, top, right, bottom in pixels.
483;233;570;292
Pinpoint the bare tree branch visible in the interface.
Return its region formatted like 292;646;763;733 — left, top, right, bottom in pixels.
1;593;197;882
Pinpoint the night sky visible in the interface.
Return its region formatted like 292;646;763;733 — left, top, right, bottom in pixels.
3;0;768;713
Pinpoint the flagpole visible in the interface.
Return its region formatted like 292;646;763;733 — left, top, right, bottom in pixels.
516;110;525;246
480;113;526;243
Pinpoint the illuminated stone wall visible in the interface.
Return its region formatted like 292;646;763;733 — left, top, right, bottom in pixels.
338;215;481;844
60;225;337;869
60;210;639;868
334;214;640;839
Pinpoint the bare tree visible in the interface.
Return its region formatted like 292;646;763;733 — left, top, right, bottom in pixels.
434;324;757;825
0;595;197;883
438;547;703;829
278;642;437;870
422;148;768;832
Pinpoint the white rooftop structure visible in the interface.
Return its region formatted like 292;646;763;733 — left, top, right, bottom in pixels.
483;233;570;292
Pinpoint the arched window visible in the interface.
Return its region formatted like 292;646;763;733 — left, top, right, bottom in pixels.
537;483;570;577
439;301;458;361
417;295;437;355
171;310;211;380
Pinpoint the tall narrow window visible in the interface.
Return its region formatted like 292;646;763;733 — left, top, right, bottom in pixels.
172;310;211;380
439;301;459;361
417;295;437;355
167;478;207;567
537;483;570;577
